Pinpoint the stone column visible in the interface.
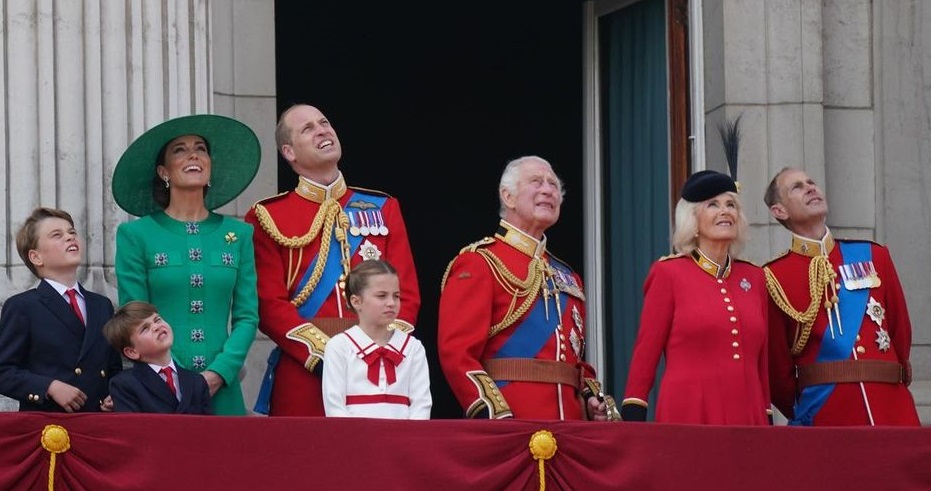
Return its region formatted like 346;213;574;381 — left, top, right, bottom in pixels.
0;0;214;410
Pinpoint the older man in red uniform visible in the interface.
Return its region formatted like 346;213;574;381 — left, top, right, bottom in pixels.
245;104;420;416
438;155;613;420
763;167;919;426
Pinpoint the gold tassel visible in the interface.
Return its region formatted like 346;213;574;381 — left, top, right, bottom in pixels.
41;424;71;491
529;430;557;491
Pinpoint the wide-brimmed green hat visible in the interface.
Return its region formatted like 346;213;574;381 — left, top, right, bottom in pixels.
112;114;261;217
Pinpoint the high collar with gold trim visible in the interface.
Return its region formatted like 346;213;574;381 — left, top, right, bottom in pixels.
496;220;546;259
790;228;835;257
691;249;731;279
295;172;347;203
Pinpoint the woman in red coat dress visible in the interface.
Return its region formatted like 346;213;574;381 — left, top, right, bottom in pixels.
620;170;772;425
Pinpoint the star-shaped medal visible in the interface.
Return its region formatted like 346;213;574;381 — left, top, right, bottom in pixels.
866;296;885;326
875;328;891;352
357;239;382;260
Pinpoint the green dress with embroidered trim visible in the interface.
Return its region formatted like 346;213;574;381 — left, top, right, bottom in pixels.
115;211;259;415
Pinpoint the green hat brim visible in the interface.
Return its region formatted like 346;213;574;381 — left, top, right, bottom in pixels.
112;114;261;217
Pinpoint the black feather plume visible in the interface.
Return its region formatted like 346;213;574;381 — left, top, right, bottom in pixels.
717;113;743;181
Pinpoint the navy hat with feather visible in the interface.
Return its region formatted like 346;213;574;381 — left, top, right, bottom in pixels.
681;113;743;203
680;170;736;202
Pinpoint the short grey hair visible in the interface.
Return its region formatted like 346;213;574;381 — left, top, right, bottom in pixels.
497;155;565;218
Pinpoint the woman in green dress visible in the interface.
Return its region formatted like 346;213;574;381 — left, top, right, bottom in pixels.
111;114;260;415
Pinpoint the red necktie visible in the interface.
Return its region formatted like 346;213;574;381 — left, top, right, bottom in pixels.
160;366;178;398
65;289;85;325
362;347;404;386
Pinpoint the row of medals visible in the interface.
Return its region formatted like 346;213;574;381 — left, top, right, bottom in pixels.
838;260;881;290
348;211;389;237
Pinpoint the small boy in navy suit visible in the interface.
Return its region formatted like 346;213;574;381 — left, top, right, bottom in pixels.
0;207;123;412
102;301;212;414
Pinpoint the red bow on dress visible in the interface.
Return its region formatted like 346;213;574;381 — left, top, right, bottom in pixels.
362;347;404;386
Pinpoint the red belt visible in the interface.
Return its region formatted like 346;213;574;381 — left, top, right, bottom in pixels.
345;394;411;406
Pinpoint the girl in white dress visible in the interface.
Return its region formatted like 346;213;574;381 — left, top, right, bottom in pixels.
322;259;432;419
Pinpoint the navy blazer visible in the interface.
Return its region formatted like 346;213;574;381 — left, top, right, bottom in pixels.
110;362;212;414
0;279;122;411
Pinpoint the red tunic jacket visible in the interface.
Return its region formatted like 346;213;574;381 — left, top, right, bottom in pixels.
245;175;420;416
438;220;597;420
623;253;771;425
765;233;918;426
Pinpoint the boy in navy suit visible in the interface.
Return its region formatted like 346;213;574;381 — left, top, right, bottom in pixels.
0;207;123;412
103;301;212;414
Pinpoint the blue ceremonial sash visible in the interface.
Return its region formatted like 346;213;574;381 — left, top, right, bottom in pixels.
492;274;568;389
253;192;387;414
791;241;870;425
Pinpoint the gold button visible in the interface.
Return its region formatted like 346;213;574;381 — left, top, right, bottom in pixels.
559;334;566;341
717;279;724;284
724;298;731;303
559;354;566;361
100;370;106;377
559;344;566;352
720;288;727;294
731;329;738;335
856;335;861;341
74;368;82;375
733;354;740;360
857;346;866;354
727;306;734;312
732;342;739;348
729;316;737;322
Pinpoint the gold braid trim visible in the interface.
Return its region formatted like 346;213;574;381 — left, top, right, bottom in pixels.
440;237;496;291
254;200;351;308
763;255;836;356
476;249;545;338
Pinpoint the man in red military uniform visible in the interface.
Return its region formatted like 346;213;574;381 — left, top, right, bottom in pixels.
245;104;420;416
763;167;919;426
438;155;614;420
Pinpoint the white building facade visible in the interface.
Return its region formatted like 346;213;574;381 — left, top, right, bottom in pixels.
0;0;928;422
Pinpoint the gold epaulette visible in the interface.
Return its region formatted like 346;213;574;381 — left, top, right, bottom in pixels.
460;236;496;254
440;237;496;291
348;185;391;198
658;253;684;262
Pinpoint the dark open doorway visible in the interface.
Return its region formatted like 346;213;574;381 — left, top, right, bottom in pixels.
275;2;585;418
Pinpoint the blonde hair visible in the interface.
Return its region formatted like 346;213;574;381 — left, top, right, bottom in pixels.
671;191;748;256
